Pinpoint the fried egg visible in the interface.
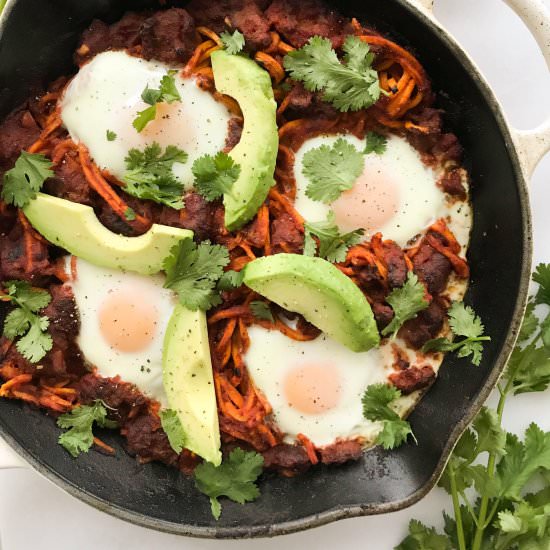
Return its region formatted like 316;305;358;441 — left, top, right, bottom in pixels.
64;256;176;406
293;134;448;247
61;50;231;187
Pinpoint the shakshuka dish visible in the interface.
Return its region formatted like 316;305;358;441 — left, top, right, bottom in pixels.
0;0;487;518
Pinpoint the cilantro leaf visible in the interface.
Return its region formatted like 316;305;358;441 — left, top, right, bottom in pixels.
106;130;117;142
422;302;490;366
163;240;230;311
123;143;188;209
124;207;136;221
133;70;181;132
194;448;264;519
249;301;274;323
160;409;186;454
284;35;382;112
364;131;387;155
217;270;244;291
506;342;550;394
302;138;364;203
303;212;364;262
192;152;241;202
533;264;550;305
1;151;54;208
2;281;53;363
220;29;245;55
382;272;429;338
57;401;117;458
518;301;538;342
362;383;414;450
396;520;453;550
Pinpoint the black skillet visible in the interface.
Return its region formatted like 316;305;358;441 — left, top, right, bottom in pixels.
0;0;545;538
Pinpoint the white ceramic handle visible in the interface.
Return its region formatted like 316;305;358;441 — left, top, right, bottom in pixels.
0;437;27;469
407;0;550;178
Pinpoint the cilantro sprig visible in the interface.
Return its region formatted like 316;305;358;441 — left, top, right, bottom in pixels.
249;301;274;323
382;272;429;338
123;143;188;209
163;240;230;311
194;448;264;519
302;138;364;203
192;152;241;202
2;280;52;363
57;401;117;457
362;383;414;450
303;212;364;262
1;151;54;208
398;263;550;550
133;70;182;132
217;269;244;291
364;131;387;155
284;35;382;112
423;302;491;366
220;29;245;55
160;409;186;454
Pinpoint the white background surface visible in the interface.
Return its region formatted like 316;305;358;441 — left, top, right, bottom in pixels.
1;0;550;548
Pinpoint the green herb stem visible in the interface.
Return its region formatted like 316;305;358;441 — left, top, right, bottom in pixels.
449;466;467;550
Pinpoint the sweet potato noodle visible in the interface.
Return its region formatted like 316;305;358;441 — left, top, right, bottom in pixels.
0;0;469;476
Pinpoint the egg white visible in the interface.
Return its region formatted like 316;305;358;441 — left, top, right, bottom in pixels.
61;50;231;187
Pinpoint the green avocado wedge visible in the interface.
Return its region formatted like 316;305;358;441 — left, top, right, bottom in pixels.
243;254;380;352
23;193;192;275
162;304;221;466
211;50;278;231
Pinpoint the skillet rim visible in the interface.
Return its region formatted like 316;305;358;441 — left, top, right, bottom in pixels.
0;0;533;538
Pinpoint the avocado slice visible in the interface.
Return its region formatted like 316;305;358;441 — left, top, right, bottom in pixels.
243;254;380;352
23;193;192;275
211;50;278;231
163;304;221;466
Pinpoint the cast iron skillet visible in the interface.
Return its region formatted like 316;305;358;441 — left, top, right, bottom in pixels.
0;0;545;538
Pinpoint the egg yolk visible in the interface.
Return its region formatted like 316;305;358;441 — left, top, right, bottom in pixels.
332;168;400;234
284;364;342;415
99;291;159;353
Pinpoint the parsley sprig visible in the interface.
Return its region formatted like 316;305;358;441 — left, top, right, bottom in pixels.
303;212;364;262
133;70;181;132
2;280;52;363
284;35;382;112
302;138;364;203
57;401;117;457
1;151;54;208
160;409;186;454
163;240;230;311
220;29;245;55
194;448;264;519
362;384;415;450
398;263;550;550
192;152;241;202
123;143;188;209
423;302;491;366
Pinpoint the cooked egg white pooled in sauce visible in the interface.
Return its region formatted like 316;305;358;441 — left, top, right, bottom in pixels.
244;326;440;447
294;134;456;247
60;50;231;186
64;257;175;406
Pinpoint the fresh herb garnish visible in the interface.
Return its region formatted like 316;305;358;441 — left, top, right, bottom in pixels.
192;152;241;202
133;70;181;132
303;212;364;262
398;263;550;550
123;207;136;221
362;383;415;450
2;280;52;363
106;129;117;142
57;401;117;458
194;448;264;520
364;131;387;155
283;35;382;112
249;301;274;323
423;302;491;366
220;29;245;55
217;269;245;291
163;240;230;311
160;409;186;454
302;138;364;203
1;151;54;208
382;272;429;338
123;143;188;209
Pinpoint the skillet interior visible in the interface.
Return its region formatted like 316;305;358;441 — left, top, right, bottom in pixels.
0;0;531;537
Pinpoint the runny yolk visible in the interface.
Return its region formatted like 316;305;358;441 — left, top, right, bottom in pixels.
99;291;159;353
332;167;400;234
284;364;342;415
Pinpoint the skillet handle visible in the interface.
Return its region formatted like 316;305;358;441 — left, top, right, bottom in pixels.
406;0;550;178
0;438;27;469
